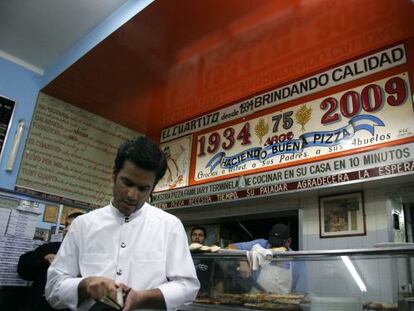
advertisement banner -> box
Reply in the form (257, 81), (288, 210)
(153, 143), (414, 209)
(154, 135), (192, 192)
(193, 72), (414, 182)
(161, 44), (406, 142)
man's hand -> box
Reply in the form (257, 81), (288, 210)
(120, 286), (166, 311)
(238, 261), (251, 278)
(44, 254), (56, 266)
(78, 276), (118, 305)
(122, 289), (140, 311)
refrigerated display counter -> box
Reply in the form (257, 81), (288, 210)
(179, 245), (414, 311)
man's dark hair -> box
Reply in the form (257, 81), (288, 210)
(67, 212), (84, 220)
(191, 226), (207, 237)
(114, 136), (167, 185)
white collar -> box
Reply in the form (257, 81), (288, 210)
(109, 200), (147, 222)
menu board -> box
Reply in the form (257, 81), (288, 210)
(16, 93), (143, 207)
(0, 95), (15, 161)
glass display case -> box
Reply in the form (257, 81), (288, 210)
(179, 246), (414, 311)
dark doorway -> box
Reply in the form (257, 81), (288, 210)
(219, 214), (299, 250)
(186, 210), (300, 250)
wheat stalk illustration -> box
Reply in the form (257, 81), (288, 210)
(295, 105), (312, 132)
(255, 118), (269, 144)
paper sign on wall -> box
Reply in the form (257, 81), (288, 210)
(16, 93), (143, 207)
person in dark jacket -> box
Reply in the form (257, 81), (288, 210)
(17, 212), (84, 311)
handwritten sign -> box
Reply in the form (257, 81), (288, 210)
(193, 73), (414, 183)
(16, 93), (142, 207)
(0, 96), (15, 161)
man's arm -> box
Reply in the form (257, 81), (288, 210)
(151, 218), (200, 310)
(123, 288), (165, 311)
(228, 239), (267, 250)
(227, 240), (252, 279)
(78, 276), (119, 305)
(45, 219), (84, 310)
(17, 244), (50, 281)
(227, 239), (269, 279)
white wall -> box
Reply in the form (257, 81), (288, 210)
(300, 187), (398, 303)
(301, 188), (389, 251)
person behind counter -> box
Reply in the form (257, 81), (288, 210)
(228, 223), (308, 294)
(190, 226), (209, 294)
(191, 226), (207, 245)
(190, 226), (223, 297)
(17, 212), (84, 311)
(45, 136), (200, 311)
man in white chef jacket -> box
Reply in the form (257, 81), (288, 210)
(45, 137), (200, 311)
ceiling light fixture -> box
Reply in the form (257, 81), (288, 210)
(5, 119), (25, 172)
(341, 255), (367, 292)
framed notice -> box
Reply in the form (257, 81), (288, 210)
(43, 205), (85, 224)
(0, 95), (16, 161)
(319, 192), (366, 238)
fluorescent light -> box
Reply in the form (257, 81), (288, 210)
(341, 255), (367, 292)
(5, 119), (25, 171)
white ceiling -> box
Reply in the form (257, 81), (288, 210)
(0, 0), (129, 74)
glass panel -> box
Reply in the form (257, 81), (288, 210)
(190, 249), (414, 310)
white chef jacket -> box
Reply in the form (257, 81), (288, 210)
(45, 202), (200, 310)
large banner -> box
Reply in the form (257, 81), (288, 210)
(161, 44), (406, 142)
(153, 143), (414, 209)
(193, 73), (414, 183)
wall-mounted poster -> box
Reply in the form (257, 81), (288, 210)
(161, 44), (406, 143)
(15, 93), (143, 207)
(193, 73), (414, 183)
(43, 205), (86, 224)
(0, 95), (15, 161)
(319, 192), (366, 238)
(154, 135), (192, 192)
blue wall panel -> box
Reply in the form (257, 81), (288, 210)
(0, 58), (41, 190)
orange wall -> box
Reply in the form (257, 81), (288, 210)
(43, 0), (414, 142)
(148, 0), (414, 140)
